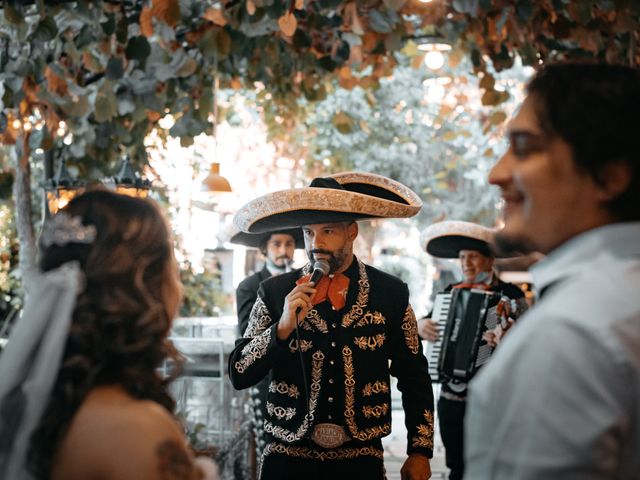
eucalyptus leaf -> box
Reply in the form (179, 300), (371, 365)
(0, 171), (15, 199)
(116, 16), (128, 44)
(452, 0), (479, 15)
(368, 10), (393, 34)
(127, 72), (157, 96)
(106, 57), (124, 80)
(384, 29), (403, 52)
(69, 138), (87, 158)
(176, 56), (197, 77)
(94, 122), (112, 149)
(117, 94), (136, 115)
(28, 128), (44, 149)
(126, 36), (151, 61)
(3, 3), (24, 25)
(59, 95), (90, 117)
(30, 17), (58, 43)
(180, 136), (194, 148)
(141, 92), (164, 112)
(383, 0), (407, 11)
(238, 17), (279, 37)
(515, 2), (533, 22)
(332, 111), (355, 134)
(127, 104), (145, 124)
(75, 24), (96, 49)
(330, 39), (350, 64)
(101, 14), (116, 35)
(319, 0), (343, 8)
(216, 29), (232, 59)
(293, 29), (312, 48)
(94, 82), (118, 123)
(153, 49), (189, 82)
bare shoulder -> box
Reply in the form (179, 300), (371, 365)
(52, 386), (201, 480)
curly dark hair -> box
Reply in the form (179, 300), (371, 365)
(28, 189), (183, 478)
(527, 63), (640, 221)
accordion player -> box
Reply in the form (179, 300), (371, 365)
(419, 219), (529, 480)
(427, 288), (520, 383)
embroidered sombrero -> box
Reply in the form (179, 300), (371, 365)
(421, 220), (501, 258)
(233, 172), (422, 234)
(219, 222), (304, 249)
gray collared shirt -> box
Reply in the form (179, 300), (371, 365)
(465, 222), (640, 480)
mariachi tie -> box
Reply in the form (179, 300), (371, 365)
(297, 272), (350, 311)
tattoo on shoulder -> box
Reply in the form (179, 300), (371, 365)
(156, 439), (196, 479)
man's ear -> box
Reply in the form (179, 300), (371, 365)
(347, 221), (358, 241)
(597, 161), (632, 201)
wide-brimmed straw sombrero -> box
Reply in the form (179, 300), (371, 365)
(421, 220), (501, 258)
(219, 222), (304, 249)
(233, 172), (422, 234)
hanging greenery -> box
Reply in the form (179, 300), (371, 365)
(436, 0), (639, 71)
(1, 0), (637, 171)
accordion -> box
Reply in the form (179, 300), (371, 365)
(426, 288), (503, 383)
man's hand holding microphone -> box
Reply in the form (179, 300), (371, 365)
(276, 260), (330, 340)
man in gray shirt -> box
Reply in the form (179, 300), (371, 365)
(465, 63), (640, 479)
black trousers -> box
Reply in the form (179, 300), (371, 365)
(437, 396), (466, 480)
(260, 442), (385, 480)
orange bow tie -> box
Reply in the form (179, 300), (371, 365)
(297, 272), (350, 311)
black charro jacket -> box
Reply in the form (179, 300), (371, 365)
(228, 257), (435, 457)
(236, 265), (272, 337)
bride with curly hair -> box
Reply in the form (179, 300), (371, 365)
(0, 190), (217, 480)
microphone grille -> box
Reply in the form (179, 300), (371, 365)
(313, 259), (330, 275)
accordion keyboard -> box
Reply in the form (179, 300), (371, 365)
(425, 292), (452, 383)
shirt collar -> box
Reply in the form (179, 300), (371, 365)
(530, 222), (640, 292)
(265, 261), (286, 276)
(338, 254), (359, 281)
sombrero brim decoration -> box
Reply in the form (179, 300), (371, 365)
(233, 172), (422, 234)
(219, 222), (305, 249)
(421, 220), (502, 258)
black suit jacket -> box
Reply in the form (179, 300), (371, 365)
(236, 266), (271, 337)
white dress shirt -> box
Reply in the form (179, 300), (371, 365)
(464, 222), (640, 480)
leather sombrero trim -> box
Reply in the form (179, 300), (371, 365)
(329, 172), (422, 207)
(220, 222), (304, 248)
(234, 187), (421, 233)
(420, 221), (494, 252)
(424, 235), (492, 258)
(418, 220), (519, 258)
(231, 230), (305, 248)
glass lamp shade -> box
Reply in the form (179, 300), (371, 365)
(201, 163), (232, 192)
(113, 157), (152, 198)
(46, 186), (84, 214)
(115, 185), (150, 198)
(44, 158), (85, 215)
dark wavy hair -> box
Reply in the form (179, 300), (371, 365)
(28, 190), (183, 478)
(527, 63), (640, 221)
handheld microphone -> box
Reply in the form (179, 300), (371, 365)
(294, 259), (330, 318)
(309, 259), (330, 285)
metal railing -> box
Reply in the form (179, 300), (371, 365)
(167, 317), (252, 480)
